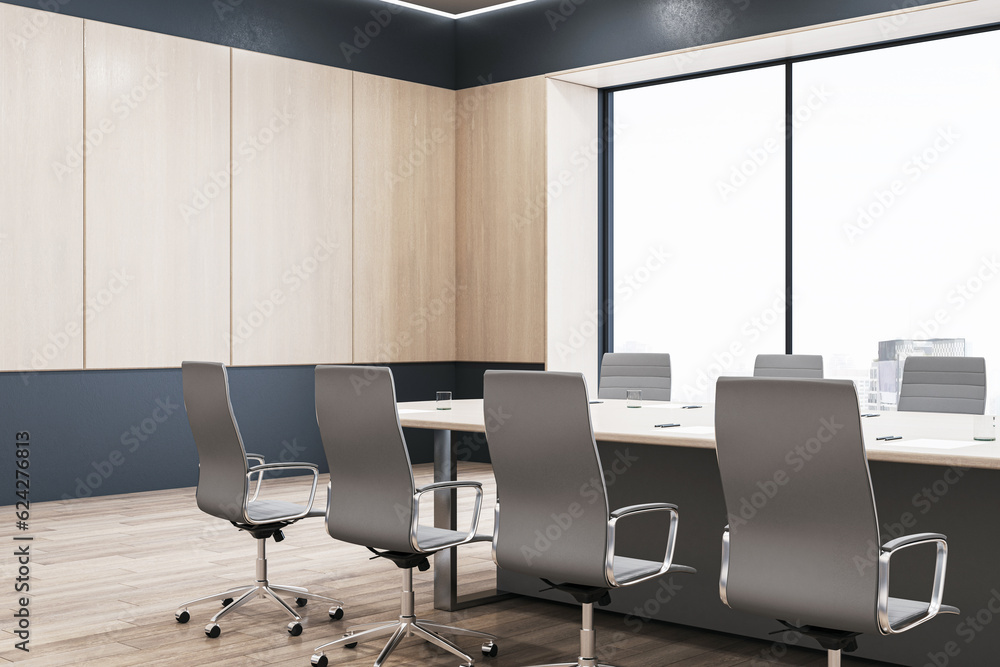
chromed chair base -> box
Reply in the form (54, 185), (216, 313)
(827, 649), (841, 667)
(313, 616), (497, 667)
(518, 602), (617, 667)
(312, 567), (497, 667)
(175, 537), (344, 636)
(181, 580), (343, 624)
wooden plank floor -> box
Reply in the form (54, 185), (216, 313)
(0, 463), (897, 666)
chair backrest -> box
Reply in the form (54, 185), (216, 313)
(182, 361), (249, 524)
(484, 370), (611, 589)
(314, 365), (417, 553)
(598, 352), (671, 401)
(897, 356), (986, 414)
(753, 354), (824, 379)
(714, 376), (881, 635)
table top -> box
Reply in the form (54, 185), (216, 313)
(398, 398), (1000, 471)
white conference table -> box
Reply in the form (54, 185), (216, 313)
(400, 397), (1000, 469)
(397, 397), (999, 612)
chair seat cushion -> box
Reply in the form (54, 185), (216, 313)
(612, 556), (662, 585)
(246, 499), (318, 522)
(887, 597), (960, 628)
(415, 525), (473, 551)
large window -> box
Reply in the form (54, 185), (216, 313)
(610, 29), (1000, 411)
(793, 31), (1000, 413)
(613, 66), (786, 403)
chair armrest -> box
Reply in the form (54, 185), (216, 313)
(411, 481), (484, 552)
(245, 454), (266, 501)
(248, 461), (319, 472)
(610, 502), (678, 520)
(720, 525), (731, 607)
(877, 532), (949, 635)
(882, 533), (947, 552)
(605, 502), (683, 588)
(416, 481), (484, 493)
(491, 499), (501, 566)
(241, 463), (319, 525)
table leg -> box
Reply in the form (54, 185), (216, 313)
(433, 428), (458, 609)
(432, 428), (512, 611)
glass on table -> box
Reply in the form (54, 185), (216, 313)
(973, 414), (995, 441)
(626, 389), (642, 408)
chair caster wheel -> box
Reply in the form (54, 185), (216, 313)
(296, 597), (308, 607)
(310, 652), (329, 667)
(222, 598), (233, 606)
(329, 606), (344, 621)
(287, 621), (303, 636)
(482, 640), (499, 657)
(205, 623), (221, 638)
(175, 609), (190, 624)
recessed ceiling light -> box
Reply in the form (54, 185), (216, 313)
(379, 0), (537, 20)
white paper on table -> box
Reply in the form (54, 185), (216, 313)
(659, 426), (714, 435)
(398, 408), (433, 414)
(885, 438), (980, 450)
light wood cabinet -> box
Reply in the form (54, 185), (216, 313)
(84, 22), (230, 368)
(3, 14), (557, 371)
(456, 76), (548, 363)
(0, 5), (84, 371)
(352, 73), (457, 363)
(231, 50), (353, 366)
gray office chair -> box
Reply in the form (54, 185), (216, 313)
(312, 365), (498, 667)
(598, 352), (671, 401)
(174, 361), (343, 638)
(753, 353), (823, 378)
(484, 370), (695, 667)
(897, 356), (986, 414)
(715, 377), (958, 667)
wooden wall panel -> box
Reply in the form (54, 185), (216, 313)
(84, 22), (230, 369)
(0, 6), (84, 371)
(456, 76), (547, 363)
(352, 73), (456, 364)
(231, 50), (353, 366)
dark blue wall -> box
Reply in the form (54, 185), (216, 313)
(1, 362), (541, 503)
(454, 0), (949, 88)
(2, 0), (953, 90)
(0, 0), (456, 88)
(4, 368), (198, 502)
